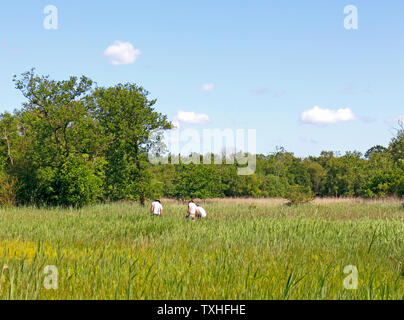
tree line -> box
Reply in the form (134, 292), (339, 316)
(0, 70), (403, 207)
(149, 143), (403, 202)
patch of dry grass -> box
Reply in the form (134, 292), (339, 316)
(162, 197), (403, 206)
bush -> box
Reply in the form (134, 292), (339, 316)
(286, 185), (314, 205)
(35, 156), (103, 208)
(55, 157), (103, 207)
(261, 175), (289, 198)
(0, 176), (16, 207)
(395, 175), (404, 197)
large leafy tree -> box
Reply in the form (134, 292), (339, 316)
(11, 70), (103, 206)
(90, 83), (172, 205)
(365, 145), (387, 159)
(13, 69), (98, 166)
(389, 123), (404, 163)
(303, 160), (326, 195)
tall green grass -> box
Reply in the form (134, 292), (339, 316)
(0, 201), (403, 300)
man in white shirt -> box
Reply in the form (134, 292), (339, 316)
(196, 205), (207, 219)
(150, 200), (163, 216)
(187, 199), (198, 221)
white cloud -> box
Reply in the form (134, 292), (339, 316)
(301, 106), (357, 125)
(104, 41), (141, 66)
(175, 110), (210, 125)
(201, 83), (215, 91)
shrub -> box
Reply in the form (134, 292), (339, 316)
(0, 176), (16, 207)
(395, 175), (404, 198)
(54, 157), (103, 207)
(286, 185), (314, 205)
(261, 174), (289, 198)
(35, 156), (103, 208)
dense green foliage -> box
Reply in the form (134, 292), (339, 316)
(149, 141), (404, 200)
(0, 70), (403, 206)
(0, 70), (171, 207)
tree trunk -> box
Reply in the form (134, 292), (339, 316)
(134, 142), (145, 206)
(3, 128), (14, 166)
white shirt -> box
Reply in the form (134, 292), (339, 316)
(197, 206), (207, 218)
(188, 202), (197, 215)
(152, 201), (163, 215)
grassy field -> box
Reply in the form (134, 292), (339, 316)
(0, 199), (403, 300)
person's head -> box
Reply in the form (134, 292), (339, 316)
(189, 198), (195, 203)
(154, 200), (161, 203)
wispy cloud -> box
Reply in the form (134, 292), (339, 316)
(251, 87), (268, 95)
(175, 110), (210, 125)
(273, 90), (286, 97)
(387, 115), (404, 123)
(360, 116), (377, 123)
(104, 41), (141, 66)
(201, 83), (215, 91)
(251, 88), (286, 97)
(301, 106), (357, 125)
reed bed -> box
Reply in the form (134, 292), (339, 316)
(0, 200), (403, 300)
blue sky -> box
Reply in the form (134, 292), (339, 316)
(0, 0), (403, 157)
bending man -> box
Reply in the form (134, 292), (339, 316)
(150, 200), (163, 216)
(187, 199), (198, 221)
(196, 204), (207, 219)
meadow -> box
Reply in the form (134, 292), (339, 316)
(0, 198), (403, 300)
